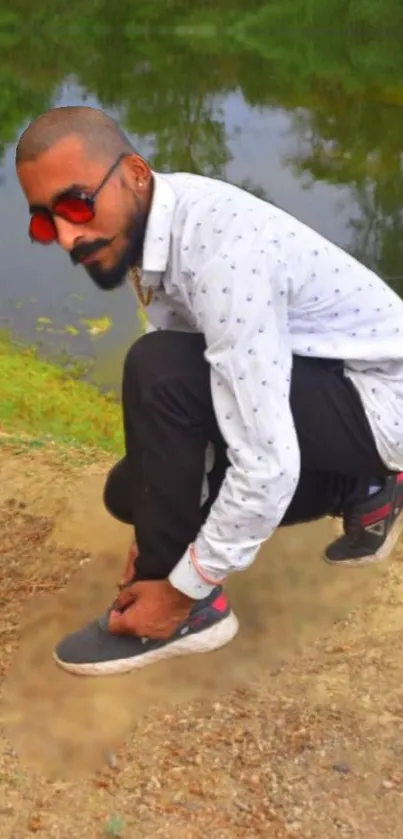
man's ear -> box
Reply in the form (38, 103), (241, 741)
(122, 154), (151, 190)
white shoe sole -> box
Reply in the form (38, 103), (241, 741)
(323, 511), (403, 568)
(53, 611), (239, 677)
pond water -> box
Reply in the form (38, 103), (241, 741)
(1, 5), (403, 390)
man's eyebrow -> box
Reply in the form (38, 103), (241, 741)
(29, 183), (92, 212)
(54, 183), (92, 200)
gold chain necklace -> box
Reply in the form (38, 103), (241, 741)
(130, 266), (154, 308)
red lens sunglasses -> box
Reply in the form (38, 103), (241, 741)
(28, 153), (127, 245)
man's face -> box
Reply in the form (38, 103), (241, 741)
(16, 136), (152, 290)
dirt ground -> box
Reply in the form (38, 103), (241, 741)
(1, 440), (403, 838)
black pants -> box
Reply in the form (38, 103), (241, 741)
(104, 331), (388, 581)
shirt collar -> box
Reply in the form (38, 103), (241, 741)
(141, 171), (176, 274)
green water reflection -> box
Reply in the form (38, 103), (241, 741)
(1, 2), (403, 386)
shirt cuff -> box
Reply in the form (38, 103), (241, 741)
(168, 547), (223, 600)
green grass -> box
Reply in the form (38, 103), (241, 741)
(0, 332), (123, 454)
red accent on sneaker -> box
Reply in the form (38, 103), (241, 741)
(212, 593), (228, 613)
(361, 502), (392, 527)
(397, 473), (403, 484)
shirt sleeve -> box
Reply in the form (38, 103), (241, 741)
(168, 251), (301, 599)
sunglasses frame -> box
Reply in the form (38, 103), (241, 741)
(29, 152), (129, 244)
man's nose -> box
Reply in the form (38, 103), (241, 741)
(53, 217), (83, 252)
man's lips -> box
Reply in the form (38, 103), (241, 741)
(80, 252), (99, 265)
(73, 242), (111, 265)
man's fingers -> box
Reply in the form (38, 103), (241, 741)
(108, 608), (137, 635)
(113, 586), (137, 610)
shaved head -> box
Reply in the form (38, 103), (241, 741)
(16, 106), (153, 292)
(16, 106), (135, 166)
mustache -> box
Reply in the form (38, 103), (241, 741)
(70, 238), (112, 265)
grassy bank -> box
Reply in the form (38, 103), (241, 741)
(0, 332), (123, 453)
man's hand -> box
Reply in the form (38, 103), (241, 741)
(108, 579), (194, 639)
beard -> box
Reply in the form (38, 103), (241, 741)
(70, 204), (149, 291)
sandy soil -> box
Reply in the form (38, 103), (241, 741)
(0, 439), (403, 838)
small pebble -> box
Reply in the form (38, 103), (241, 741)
(332, 762), (350, 774)
(382, 779), (394, 790)
(235, 800), (249, 812)
(106, 750), (118, 769)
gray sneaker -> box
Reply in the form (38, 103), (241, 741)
(53, 587), (239, 676)
(324, 473), (403, 567)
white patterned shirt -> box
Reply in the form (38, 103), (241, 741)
(130, 171), (403, 599)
